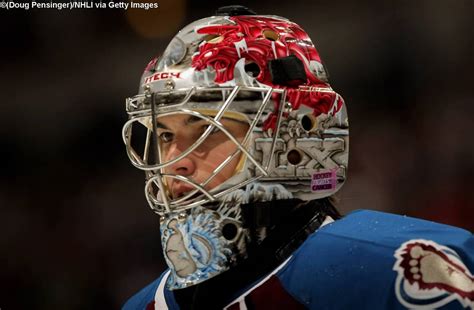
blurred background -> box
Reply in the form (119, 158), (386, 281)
(1, 0), (473, 308)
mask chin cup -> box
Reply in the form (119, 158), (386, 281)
(160, 206), (246, 290)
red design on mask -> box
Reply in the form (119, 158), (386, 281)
(191, 16), (343, 128)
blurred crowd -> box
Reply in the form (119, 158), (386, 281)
(1, 0), (473, 308)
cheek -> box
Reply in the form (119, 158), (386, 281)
(205, 139), (238, 161)
(200, 141), (241, 182)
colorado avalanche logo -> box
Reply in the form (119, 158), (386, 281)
(393, 239), (474, 309)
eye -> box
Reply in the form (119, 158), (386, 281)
(202, 125), (220, 135)
(159, 131), (174, 143)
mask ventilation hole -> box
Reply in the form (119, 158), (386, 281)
(301, 114), (316, 131)
(245, 62), (261, 77)
(287, 149), (303, 165)
(263, 29), (279, 41)
(222, 222), (238, 240)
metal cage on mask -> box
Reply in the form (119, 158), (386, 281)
(122, 85), (290, 215)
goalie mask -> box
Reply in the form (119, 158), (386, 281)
(123, 6), (349, 290)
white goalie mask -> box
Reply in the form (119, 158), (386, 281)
(123, 11), (349, 289)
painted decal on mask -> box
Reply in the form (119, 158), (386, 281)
(160, 207), (234, 289)
(144, 57), (158, 72)
(311, 169), (337, 192)
(144, 72), (181, 84)
(191, 15), (343, 124)
(393, 239), (474, 309)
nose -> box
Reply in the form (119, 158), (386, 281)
(164, 144), (196, 177)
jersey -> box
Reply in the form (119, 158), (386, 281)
(123, 210), (474, 309)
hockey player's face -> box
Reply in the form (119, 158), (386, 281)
(156, 114), (248, 199)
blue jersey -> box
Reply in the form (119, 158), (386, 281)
(123, 210), (474, 309)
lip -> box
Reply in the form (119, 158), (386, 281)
(170, 181), (195, 199)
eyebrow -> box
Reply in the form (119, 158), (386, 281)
(154, 115), (204, 129)
(186, 115), (204, 125)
